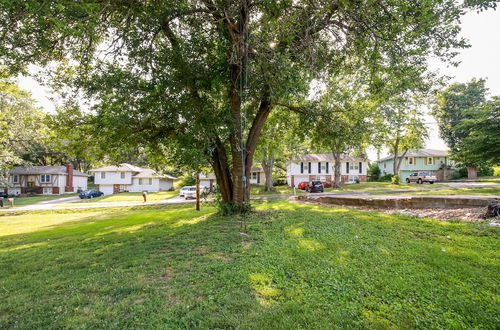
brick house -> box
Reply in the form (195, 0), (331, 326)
(3, 164), (89, 195)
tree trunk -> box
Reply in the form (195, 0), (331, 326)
(333, 152), (342, 188)
(467, 166), (477, 180)
(262, 157), (274, 191)
(395, 149), (408, 175)
(392, 136), (399, 175)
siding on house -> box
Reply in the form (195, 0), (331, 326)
(377, 149), (455, 181)
(286, 154), (368, 188)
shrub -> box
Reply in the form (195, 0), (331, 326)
(213, 186), (251, 215)
(378, 174), (393, 182)
(176, 173), (195, 188)
(494, 167), (500, 177)
(391, 175), (400, 185)
(367, 163), (381, 181)
(355, 177), (360, 184)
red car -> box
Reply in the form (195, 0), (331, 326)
(297, 181), (308, 190)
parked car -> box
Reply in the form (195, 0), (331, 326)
(306, 181), (324, 193)
(297, 181), (308, 190)
(406, 172), (437, 184)
(180, 186), (197, 199)
(79, 190), (104, 199)
(0, 192), (8, 199)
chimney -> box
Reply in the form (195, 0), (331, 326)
(65, 164), (74, 192)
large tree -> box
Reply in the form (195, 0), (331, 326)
(0, 0), (490, 212)
(433, 79), (489, 178)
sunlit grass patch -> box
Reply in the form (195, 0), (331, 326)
(0, 200), (498, 328)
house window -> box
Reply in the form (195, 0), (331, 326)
(406, 157), (416, 166)
(139, 178), (152, 185)
(43, 187), (52, 195)
(251, 172), (258, 180)
(359, 162), (362, 174)
(384, 162), (386, 169)
(40, 174), (51, 183)
(427, 157), (434, 165)
(12, 175), (19, 183)
(101, 172), (106, 179)
(346, 162), (350, 174)
(318, 162), (321, 174)
(325, 162), (329, 174)
(300, 162), (304, 174)
(308, 162), (311, 174)
(120, 172), (125, 179)
(350, 164), (354, 170)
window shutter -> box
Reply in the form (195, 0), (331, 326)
(326, 162), (329, 173)
(301, 162), (303, 174)
(346, 162), (349, 174)
(318, 162), (321, 174)
(308, 162), (311, 174)
(359, 162), (362, 174)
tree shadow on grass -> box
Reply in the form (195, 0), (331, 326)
(0, 201), (498, 328)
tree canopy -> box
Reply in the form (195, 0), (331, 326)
(0, 0), (491, 211)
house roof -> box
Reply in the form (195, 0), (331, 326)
(89, 163), (143, 172)
(378, 149), (448, 162)
(9, 166), (89, 177)
(289, 153), (366, 163)
(133, 169), (176, 180)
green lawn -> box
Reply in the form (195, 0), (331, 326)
(0, 201), (498, 328)
(372, 186), (500, 196)
(324, 181), (446, 193)
(1, 194), (78, 209)
(73, 190), (178, 204)
(250, 185), (304, 197)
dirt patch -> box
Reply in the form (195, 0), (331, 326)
(198, 246), (208, 256)
(295, 199), (499, 224)
(242, 241), (254, 249)
(212, 251), (234, 262)
(160, 268), (174, 281)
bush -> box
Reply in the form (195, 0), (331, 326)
(355, 177), (360, 184)
(367, 163), (381, 181)
(176, 173), (195, 188)
(213, 186), (251, 215)
(391, 175), (400, 185)
(378, 174), (393, 182)
(494, 167), (500, 177)
(457, 165), (494, 178)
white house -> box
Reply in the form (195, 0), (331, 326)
(2, 164), (88, 195)
(286, 154), (368, 188)
(90, 163), (176, 195)
(199, 167), (265, 190)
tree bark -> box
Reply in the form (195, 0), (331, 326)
(262, 156), (274, 191)
(467, 166), (477, 180)
(333, 152), (342, 188)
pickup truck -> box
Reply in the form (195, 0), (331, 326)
(406, 172), (437, 184)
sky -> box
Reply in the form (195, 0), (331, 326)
(16, 8), (500, 162)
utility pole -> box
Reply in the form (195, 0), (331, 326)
(196, 172), (200, 211)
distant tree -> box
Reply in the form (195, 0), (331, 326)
(433, 79), (488, 178)
(381, 97), (428, 178)
(312, 79), (374, 188)
(0, 77), (48, 185)
(451, 96), (500, 166)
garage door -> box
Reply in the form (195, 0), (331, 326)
(99, 185), (114, 195)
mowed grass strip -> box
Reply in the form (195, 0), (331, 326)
(0, 201), (498, 328)
(73, 190), (178, 204)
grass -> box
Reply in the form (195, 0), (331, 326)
(0, 201), (498, 328)
(324, 181), (447, 193)
(250, 185), (304, 197)
(372, 186), (500, 196)
(1, 194), (78, 209)
(73, 190), (178, 204)
(478, 176), (500, 183)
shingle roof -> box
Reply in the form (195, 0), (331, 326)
(378, 149), (448, 162)
(290, 153), (366, 162)
(133, 169), (176, 180)
(9, 166), (89, 176)
(89, 163), (144, 172)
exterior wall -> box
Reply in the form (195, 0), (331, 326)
(249, 171), (264, 185)
(378, 156), (452, 181)
(128, 178), (160, 193)
(159, 179), (174, 191)
(287, 161), (368, 187)
(93, 171), (133, 185)
(73, 176), (88, 192)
